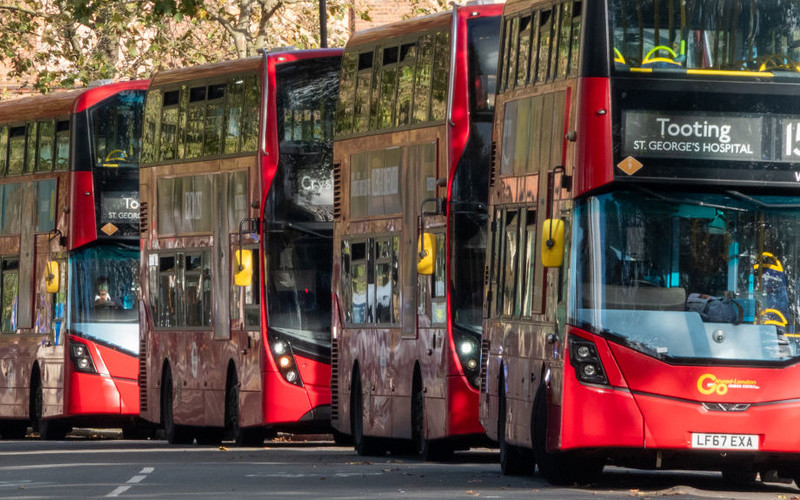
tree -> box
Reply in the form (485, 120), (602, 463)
(0, 0), (357, 92)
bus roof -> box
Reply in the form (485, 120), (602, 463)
(502, 0), (542, 16)
(0, 81), (149, 125)
(150, 56), (262, 88)
(0, 88), (85, 124)
(150, 49), (343, 89)
(346, 10), (453, 48)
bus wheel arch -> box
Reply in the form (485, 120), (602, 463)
(498, 364), (533, 475)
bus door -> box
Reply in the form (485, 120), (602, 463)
(416, 228), (447, 417)
(222, 169), (262, 427)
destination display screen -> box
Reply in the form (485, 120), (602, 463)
(622, 110), (800, 163)
(101, 191), (140, 224)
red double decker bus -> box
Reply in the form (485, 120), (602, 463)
(481, 0), (800, 485)
(138, 49), (341, 445)
(0, 81), (148, 439)
(330, 3), (502, 458)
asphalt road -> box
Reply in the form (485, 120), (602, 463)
(0, 433), (798, 499)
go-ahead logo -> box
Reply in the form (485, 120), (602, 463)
(697, 374), (760, 395)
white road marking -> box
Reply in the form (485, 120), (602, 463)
(106, 485), (131, 497)
(105, 466), (154, 497)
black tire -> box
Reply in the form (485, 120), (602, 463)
(411, 374), (453, 462)
(31, 373), (68, 440)
(498, 384), (533, 476)
(0, 420), (28, 439)
(122, 421), (151, 440)
(532, 385), (603, 485)
(225, 370), (265, 447)
(332, 429), (353, 446)
(196, 427), (224, 445)
(162, 368), (193, 445)
(351, 372), (384, 456)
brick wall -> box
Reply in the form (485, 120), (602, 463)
(351, 0), (446, 33)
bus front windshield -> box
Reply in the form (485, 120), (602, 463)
(264, 57), (338, 349)
(91, 90), (144, 168)
(71, 245), (139, 354)
(449, 15), (501, 336)
(571, 190), (800, 364)
(611, 0), (800, 74)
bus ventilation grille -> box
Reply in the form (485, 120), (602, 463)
(333, 162), (342, 221)
(489, 141), (497, 188)
(139, 201), (148, 235)
(138, 336), (148, 412)
(330, 338), (339, 423)
(479, 338), (490, 394)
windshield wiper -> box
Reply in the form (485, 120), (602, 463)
(633, 185), (747, 212)
(726, 191), (800, 209)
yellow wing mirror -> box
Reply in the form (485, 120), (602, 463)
(417, 233), (436, 276)
(45, 260), (60, 294)
(541, 219), (565, 268)
(234, 249), (253, 286)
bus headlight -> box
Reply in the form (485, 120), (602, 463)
(273, 341), (287, 355)
(452, 328), (480, 389)
(568, 334), (608, 386)
(269, 338), (303, 387)
(459, 340), (476, 356)
(69, 341), (97, 374)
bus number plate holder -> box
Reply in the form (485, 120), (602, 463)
(690, 433), (759, 450)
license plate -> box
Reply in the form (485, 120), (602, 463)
(691, 433), (759, 450)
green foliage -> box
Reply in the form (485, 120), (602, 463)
(0, 0), (356, 93)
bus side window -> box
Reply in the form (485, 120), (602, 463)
(341, 240), (352, 323)
(25, 122), (37, 175)
(351, 241), (368, 324)
(184, 252), (207, 327)
(8, 126), (25, 176)
(159, 89), (180, 162)
(413, 35), (434, 125)
(0, 125), (7, 176)
(431, 233), (446, 324)
(502, 210), (521, 317)
(430, 31), (450, 122)
(1, 257), (19, 333)
(522, 208), (538, 316)
(36, 120), (54, 173)
(157, 255), (177, 328)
